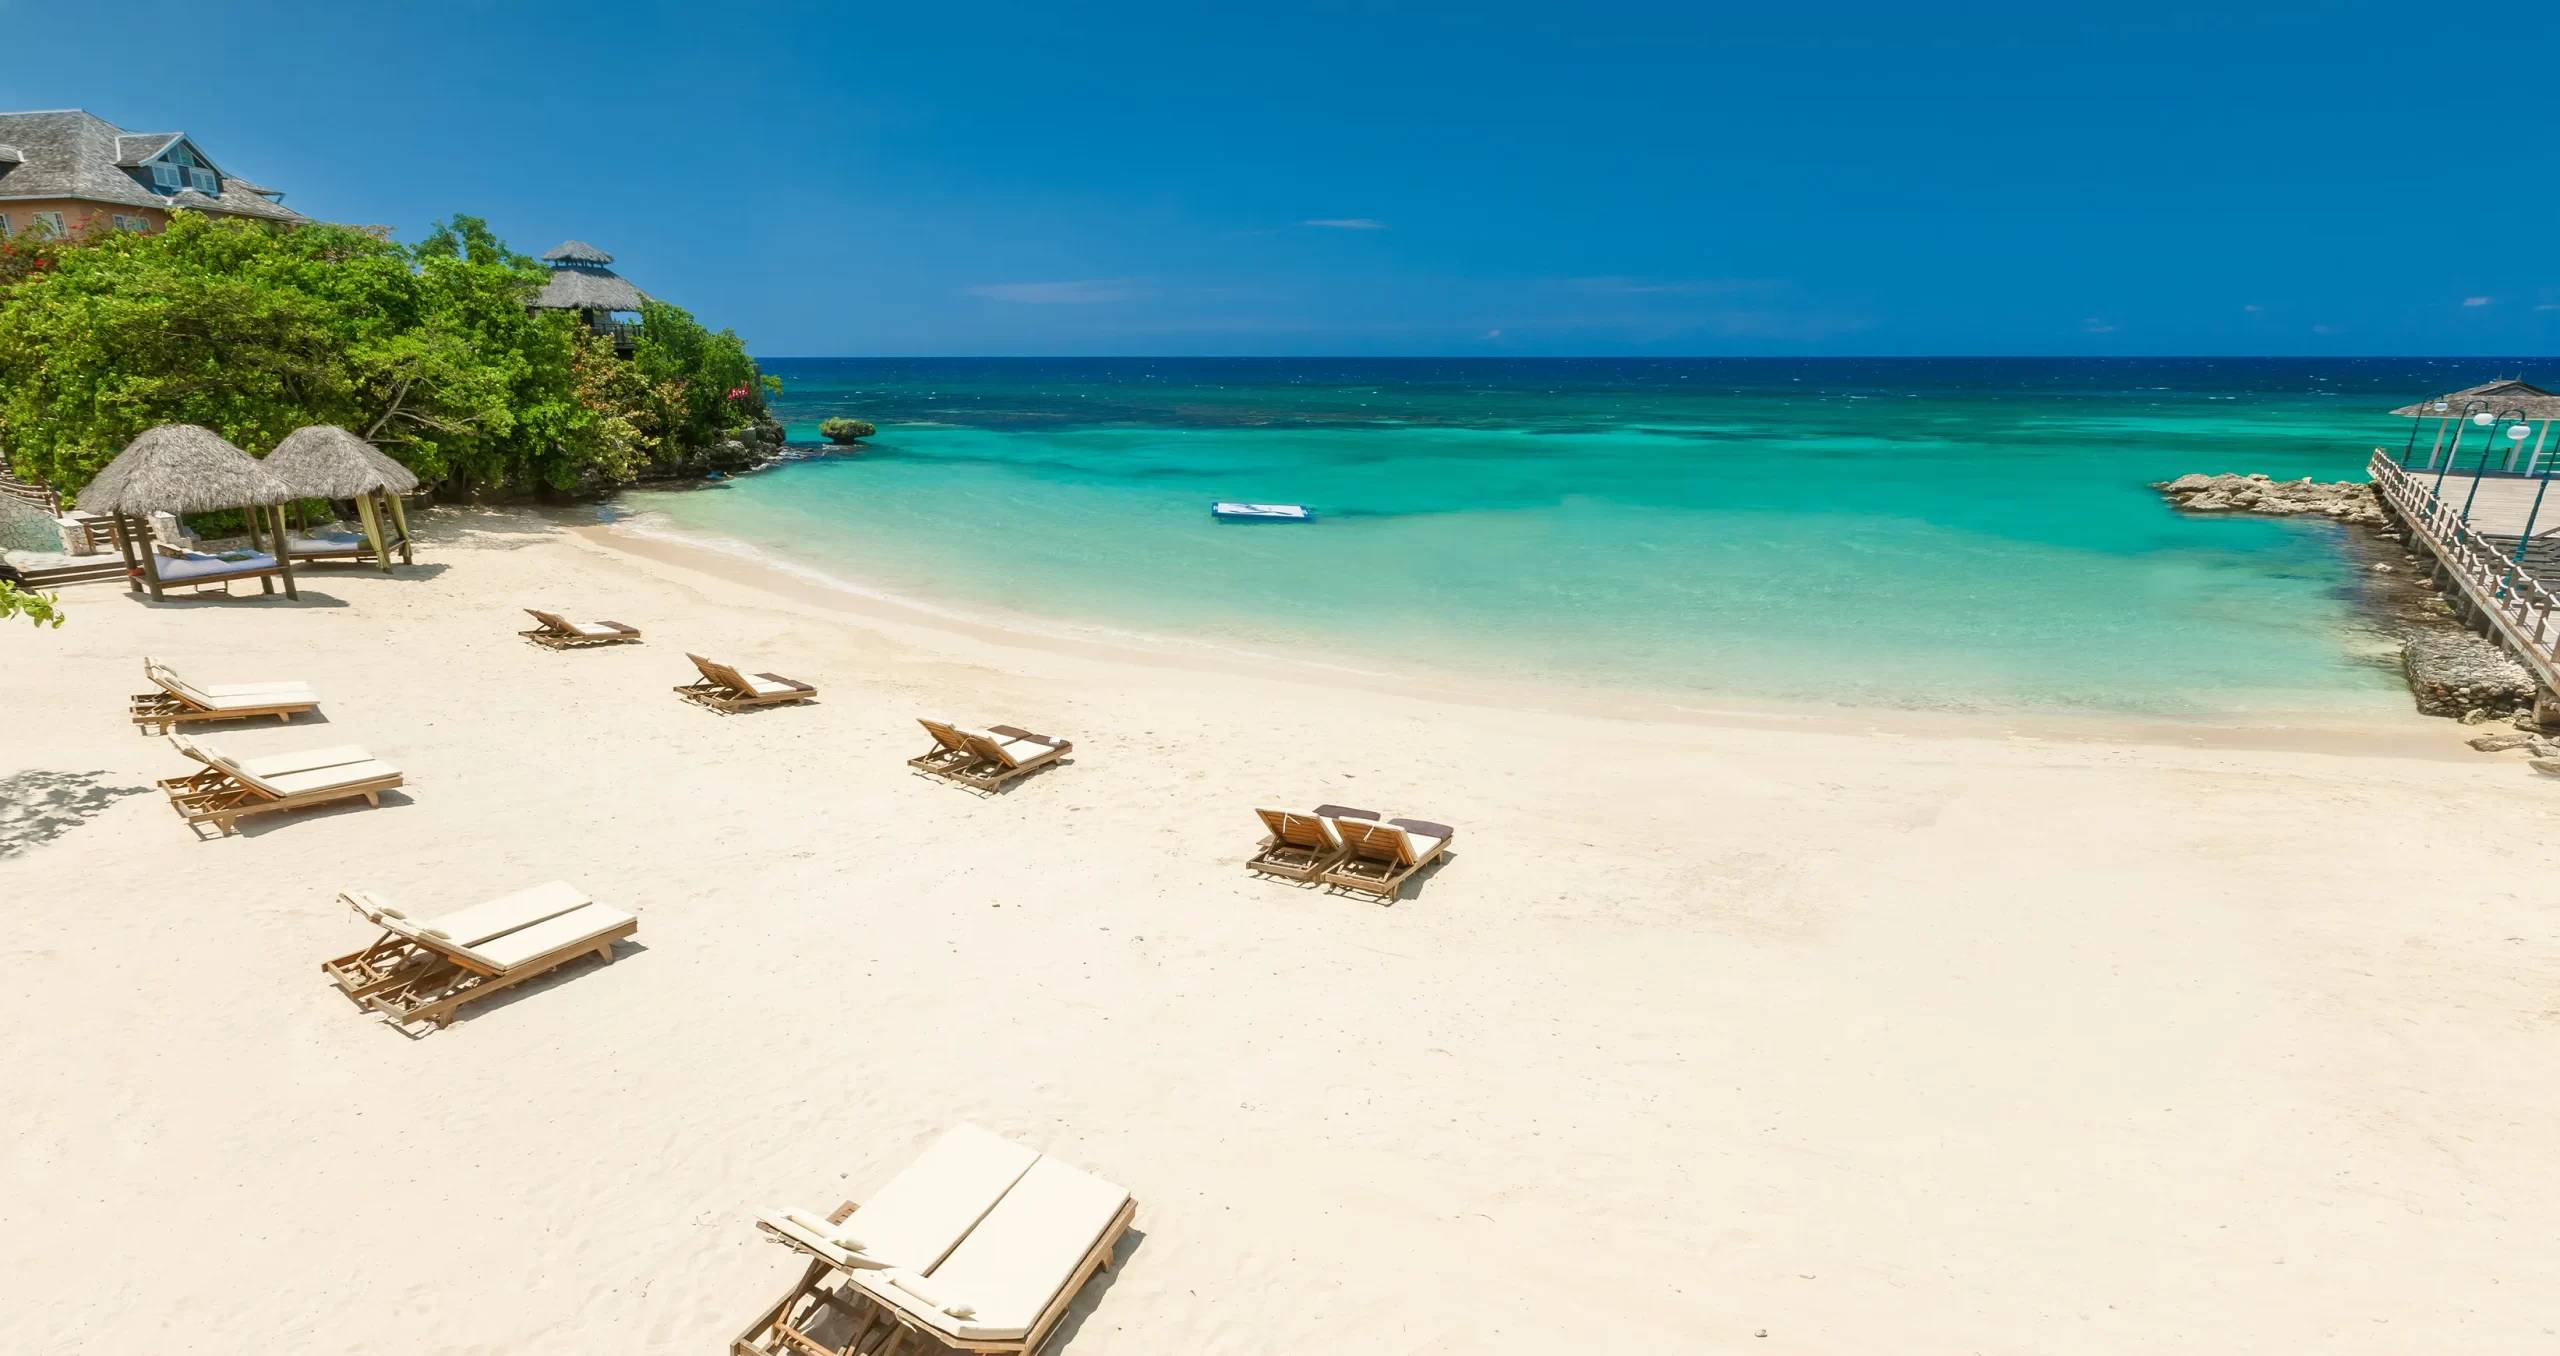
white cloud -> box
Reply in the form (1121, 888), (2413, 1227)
(2463, 296), (2492, 306)
(2082, 318), (2118, 334)
(2242, 303), (2263, 312)
(1564, 276), (1785, 296)
(963, 279), (1145, 304)
(2312, 324), (2344, 335)
(1303, 218), (1387, 230)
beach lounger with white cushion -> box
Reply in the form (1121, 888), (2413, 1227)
(1319, 816), (1456, 901)
(520, 608), (643, 649)
(907, 719), (981, 776)
(754, 1125), (1040, 1275)
(734, 1130), (1134, 1356)
(129, 656), (319, 731)
(157, 732), (402, 837)
(1246, 803), (1378, 881)
(322, 881), (637, 1030)
(677, 653), (817, 711)
(941, 726), (1071, 791)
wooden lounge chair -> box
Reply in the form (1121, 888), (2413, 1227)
(322, 881), (637, 1030)
(1246, 803), (1378, 881)
(1319, 816), (1457, 900)
(157, 732), (402, 837)
(941, 725), (1071, 791)
(676, 653), (817, 711)
(129, 655), (319, 732)
(520, 608), (643, 649)
(735, 1131), (1134, 1356)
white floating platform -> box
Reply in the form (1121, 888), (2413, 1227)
(1212, 502), (1313, 521)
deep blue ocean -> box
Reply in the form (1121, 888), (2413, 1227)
(613, 358), (2551, 714)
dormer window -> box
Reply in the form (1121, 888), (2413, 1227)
(190, 167), (217, 194)
(152, 163), (182, 190)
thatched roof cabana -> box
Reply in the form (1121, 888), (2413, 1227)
(2390, 379), (2560, 421)
(259, 425), (419, 573)
(78, 424), (302, 601)
(80, 423), (294, 515)
(542, 240), (615, 265)
(263, 425), (420, 498)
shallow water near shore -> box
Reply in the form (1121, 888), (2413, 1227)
(616, 358), (2515, 715)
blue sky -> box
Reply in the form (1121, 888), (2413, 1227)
(5, 1), (2555, 356)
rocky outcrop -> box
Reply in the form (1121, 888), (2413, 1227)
(2153, 473), (2388, 525)
(2401, 630), (2536, 719)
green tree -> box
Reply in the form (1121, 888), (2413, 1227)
(0, 579), (65, 628)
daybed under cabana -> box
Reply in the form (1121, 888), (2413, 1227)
(78, 424), (303, 601)
(260, 425), (420, 572)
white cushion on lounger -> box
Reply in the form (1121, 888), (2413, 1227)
(820, 1125), (1041, 1274)
(448, 901), (633, 970)
(742, 675), (803, 696)
(569, 620), (626, 637)
(236, 745), (374, 778)
(188, 688), (317, 711)
(251, 759), (399, 798)
(856, 1154), (1129, 1341)
(419, 882), (591, 947)
(1398, 830), (1447, 859)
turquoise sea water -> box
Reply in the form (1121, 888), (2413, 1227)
(616, 359), (2524, 715)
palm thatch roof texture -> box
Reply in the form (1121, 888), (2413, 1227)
(2391, 379), (2560, 420)
(262, 425), (421, 497)
(533, 267), (650, 313)
(78, 424), (295, 514)
(542, 239), (614, 265)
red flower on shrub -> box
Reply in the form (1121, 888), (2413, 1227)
(726, 386), (750, 400)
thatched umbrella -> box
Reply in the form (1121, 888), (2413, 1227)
(262, 425), (421, 573)
(79, 424), (302, 600)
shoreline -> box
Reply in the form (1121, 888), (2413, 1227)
(578, 506), (2464, 761)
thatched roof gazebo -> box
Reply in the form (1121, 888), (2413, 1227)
(80, 423), (302, 600)
(532, 240), (650, 352)
(262, 425), (420, 572)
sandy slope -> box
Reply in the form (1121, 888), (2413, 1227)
(2, 507), (2554, 1355)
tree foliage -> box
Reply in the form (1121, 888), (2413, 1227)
(0, 212), (771, 500)
(0, 578), (64, 628)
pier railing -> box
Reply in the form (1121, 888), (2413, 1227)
(2370, 448), (2560, 692)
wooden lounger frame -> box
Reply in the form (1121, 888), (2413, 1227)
(677, 653), (818, 712)
(732, 1196), (1136, 1356)
(157, 764), (402, 838)
(321, 904), (637, 1031)
(1320, 818), (1457, 901)
(520, 608), (644, 649)
(940, 726), (1071, 791)
(1245, 803), (1377, 882)
(128, 671), (316, 733)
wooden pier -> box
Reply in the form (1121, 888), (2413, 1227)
(2369, 448), (2560, 717)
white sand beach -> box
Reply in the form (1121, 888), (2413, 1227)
(4, 507), (2556, 1354)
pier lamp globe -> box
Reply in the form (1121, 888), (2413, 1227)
(2473, 411), (2495, 426)
(2510, 424), (2533, 442)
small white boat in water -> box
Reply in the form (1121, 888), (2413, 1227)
(1212, 501), (1313, 522)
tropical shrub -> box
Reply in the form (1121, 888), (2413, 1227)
(819, 418), (876, 444)
(0, 212), (774, 499)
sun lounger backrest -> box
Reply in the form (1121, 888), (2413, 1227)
(919, 719), (973, 752)
(166, 731), (227, 770)
(1335, 818), (1417, 865)
(1256, 807), (1335, 850)
(687, 653), (756, 694)
(905, 1154), (1131, 1340)
(526, 608), (572, 633)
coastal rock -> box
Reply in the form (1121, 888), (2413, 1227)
(2401, 631), (2535, 718)
(2151, 472), (2388, 526)
(2468, 731), (2537, 752)
(2530, 759), (2560, 777)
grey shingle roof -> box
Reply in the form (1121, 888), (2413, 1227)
(113, 132), (182, 167)
(533, 266), (650, 312)
(542, 239), (614, 264)
(0, 109), (305, 223)
(0, 145), (21, 166)
(2391, 380), (2560, 421)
